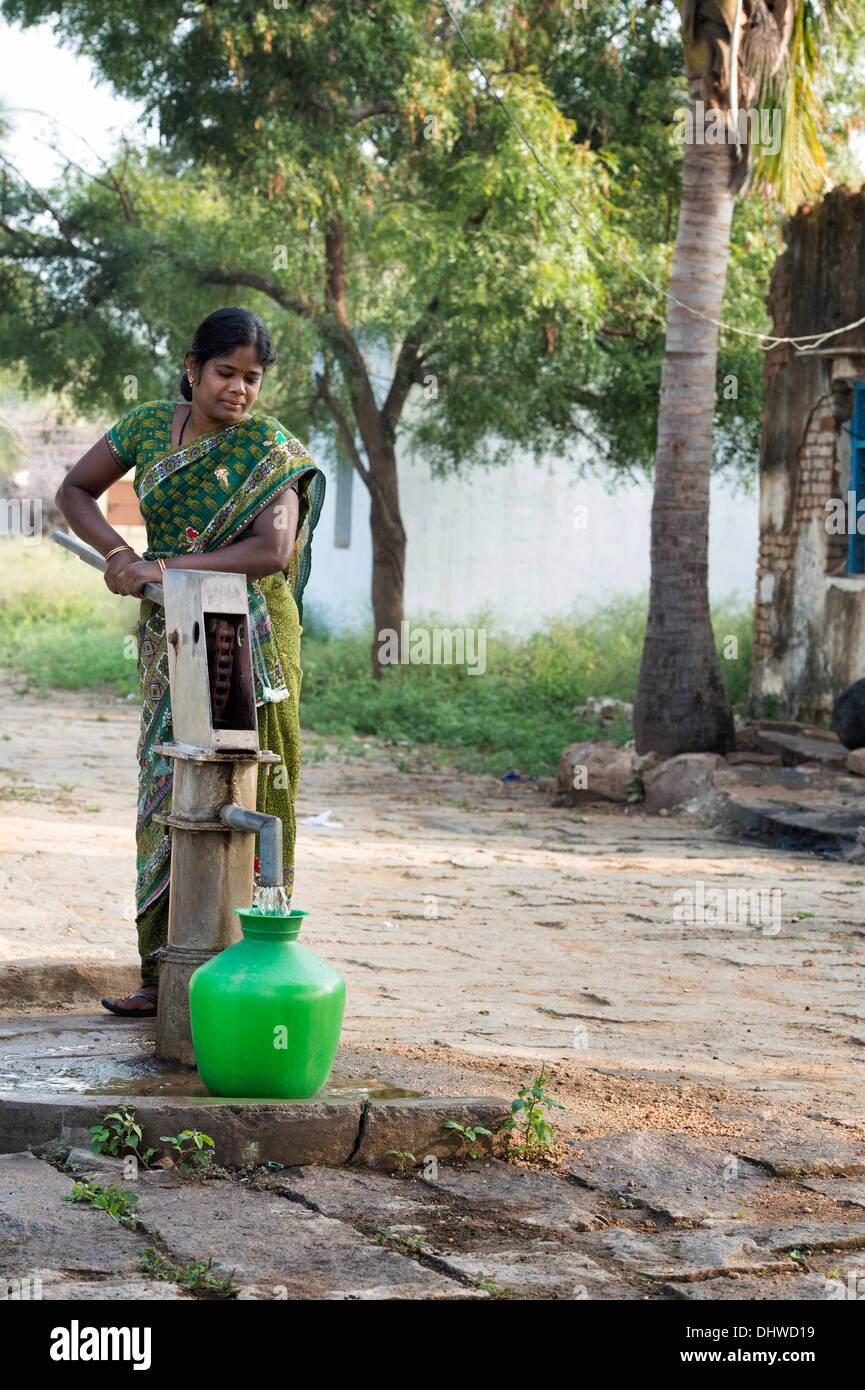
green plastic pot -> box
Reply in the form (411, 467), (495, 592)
(189, 907), (346, 1099)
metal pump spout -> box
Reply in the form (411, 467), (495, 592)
(220, 805), (283, 887)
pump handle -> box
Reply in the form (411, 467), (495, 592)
(51, 530), (164, 605)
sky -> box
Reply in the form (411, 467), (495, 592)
(1, 18), (151, 187)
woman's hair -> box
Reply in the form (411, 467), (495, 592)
(180, 306), (277, 401)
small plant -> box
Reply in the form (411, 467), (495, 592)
(90, 1107), (157, 1168)
(502, 1062), (566, 1158)
(466, 1271), (512, 1298)
(442, 1121), (493, 1160)
(63, 1182), (142, 1228)
(159, 1130), (216, 1172)
(40, 1139), (72, 1172)
(789, 1248), (808, 1266)
(139, 1248), (237, 1297)
(374, 1230), (427, 1261)
(385, 1149), (417, 1173)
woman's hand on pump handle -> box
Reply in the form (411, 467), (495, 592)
(104, 550), (161, 598)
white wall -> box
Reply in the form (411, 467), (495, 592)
(304, 433), (759, 634)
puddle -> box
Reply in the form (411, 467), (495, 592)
(0, 1055), (420, 1102)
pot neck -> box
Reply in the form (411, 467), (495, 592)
(234, 907), (308, 941)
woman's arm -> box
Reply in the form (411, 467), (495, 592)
(55, 437), (145, 594)
(111, 486), (301, 597)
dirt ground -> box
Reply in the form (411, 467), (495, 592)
(1, 678), (863, 1147)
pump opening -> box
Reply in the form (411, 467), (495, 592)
(203, 611), (256, 731)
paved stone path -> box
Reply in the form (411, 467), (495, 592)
(3, 1148), (865, 1301)
(2, 683), (865, 1299)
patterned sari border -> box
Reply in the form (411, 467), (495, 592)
(136, 425), (242, 503)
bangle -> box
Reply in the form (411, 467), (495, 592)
(104, 544), (134, 563)
(156, 558), (166, 573)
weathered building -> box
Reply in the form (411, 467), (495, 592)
(751, 186), (865, 721)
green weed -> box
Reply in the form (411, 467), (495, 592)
(502, 1062), (566, 1158)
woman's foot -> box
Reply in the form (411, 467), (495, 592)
(101, 983), (158, 1018)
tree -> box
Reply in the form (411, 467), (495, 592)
(0, 0), (608, 671)
(633, 0), (864, 755)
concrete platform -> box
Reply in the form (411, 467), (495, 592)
(0, 1012), (508, 1168)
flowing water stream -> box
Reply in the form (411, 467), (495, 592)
(252, 884), (290, 915)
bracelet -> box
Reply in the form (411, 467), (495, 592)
(103, 544), (134, 563)
(156, 558), (166, 573)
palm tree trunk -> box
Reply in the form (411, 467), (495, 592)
(633, 127), (739, 756)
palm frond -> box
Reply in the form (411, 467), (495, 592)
(751, 0), (865, 210)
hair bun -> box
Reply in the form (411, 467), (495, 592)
(179, 371), (193, 402)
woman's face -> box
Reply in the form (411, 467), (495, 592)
(187, 344), (265, 423)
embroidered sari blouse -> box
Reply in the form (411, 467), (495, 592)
(103, 399), (324, 625)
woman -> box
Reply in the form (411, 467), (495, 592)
(56, 306), (325, 1016)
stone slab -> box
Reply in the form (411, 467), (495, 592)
(754, 730), (848, 769)
(0, 1095), (365, 1168)
(0, 959), (139, 1008)
(727, 1108), (865, 1177)
(421, 1159), (604, 1234)
(132, 1177), (472, 1300)
(661, 1274), (844, 1301)
(575, 1226), (798, 1281)
(802, 1178), (865, 1208)
(569, 1132), (771, 1220)
(729, 1220), (865, 1254)
(3, 1271), (190, 1301)
(352, 1098), (508, 1169)
(270, 1166), (441, 1226)
(433, 1239), (634, 1299)
(0, 1152), (149, 1278)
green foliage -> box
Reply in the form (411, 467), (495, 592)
(384, 1149), (417, 1173)
(502, 1062), (565, 1157)
(0, 541), (138, 696)
(159, 1130), (216, 1173)
(0, 1), (610, 472)
(88, 1106), (215, 1175)
(442, 1120), (493, 1160)
(90, 1107), (157, 1169)
(2, 0), (864, 489)
(374, 1229), (427, 1260)
(139, 1248), (237, 1297)
(466, 1270), (513, 1297)
(40, 1139), (72, 1172)
(63, 1182), (141, 1226)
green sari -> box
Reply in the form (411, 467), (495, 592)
(105, 400), (325, 981)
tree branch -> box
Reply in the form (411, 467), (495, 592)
(315, 371), (372, 489)
(350, 100), (397, 124)
(197, 266), (313, 318)
(382, 294), (440, 438)
(0, 217), (88, 260)
(0, 153), (80, 246)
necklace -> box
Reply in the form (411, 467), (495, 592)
(178, 407), (192, 446)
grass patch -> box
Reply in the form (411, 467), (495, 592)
(0, 540), (753, 775)
(0, 539), (138, 696)
(298, 594), (752, 775)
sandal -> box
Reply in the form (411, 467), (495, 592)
(102, 985), (159, 1018)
